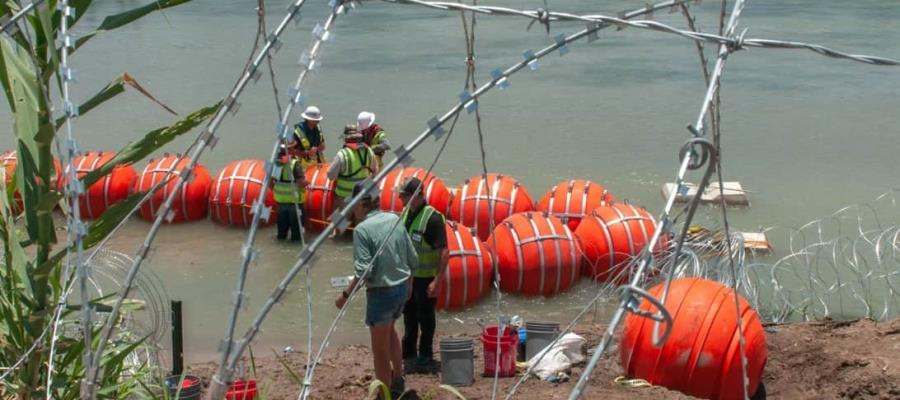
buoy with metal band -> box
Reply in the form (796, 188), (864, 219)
(436, 221), (494, 310)
(133, 154), (211, 223)
(536, 179), (615, 231)
(575, 203), (661, 282)
(58, 151), (136, 219)
(449, 173), (534, 241)
(620, 277), (768, 400)
(377, 167), (451, 215)
(209, 159), (275, 227)
(2, 150), (63, 214)
(486, 211), (582, 296)
(303, 163), (335, 232)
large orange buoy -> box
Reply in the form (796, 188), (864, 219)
(303, 164), (335, 232)
(487, 212), (581, 296)
(436, 221), (494, 310)
(575, 203), (661, 282)
(133, 155), (211, 223)
(58, 151), (136, 219)
(536, 179), (615, 231)
(209, 160), (275, 227)
(620, 278), (768, 400)
(377, 167), (451, 215)
(2, 150), (62, 214)
(449, 173), (534, 241)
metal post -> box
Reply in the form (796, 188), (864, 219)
(171, 301), (184, 376)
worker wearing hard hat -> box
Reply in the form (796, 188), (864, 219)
(327, 124), (379, 211)
(273, 136), (307, 242)
(357, 111), (390, 169)
(293, 106), (326, 169)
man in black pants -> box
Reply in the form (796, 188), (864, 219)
(397, 177), (449, 373)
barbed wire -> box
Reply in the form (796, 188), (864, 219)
(85, 0), (309, 390)
(379, 0), (900, 67)
(208, 0), (345, 396)
(0, 0), (45, 34)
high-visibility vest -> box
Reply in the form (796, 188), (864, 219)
(273, 159), (305, 204)
(293, 122), (324, 169)
(362, 124), (387, 168)
(401, 205), (444, 278)
(335, 145), (373, 198)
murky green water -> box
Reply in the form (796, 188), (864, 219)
(2, 0), (899, 362)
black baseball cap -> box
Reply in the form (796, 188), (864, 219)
(395, 176), (422, 197)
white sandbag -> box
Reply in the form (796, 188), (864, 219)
(526, 332), (586, 380)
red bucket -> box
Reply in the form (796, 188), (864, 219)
(225, 379), (258, 400)
(481, 326), (518, 377)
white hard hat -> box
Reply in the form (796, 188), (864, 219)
(301, 106), (323, 121)
(357, 111), (375, 130)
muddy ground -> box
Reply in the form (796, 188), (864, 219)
(189, 318), (900, 399)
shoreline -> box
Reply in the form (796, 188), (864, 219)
(187, 318), (900, 399)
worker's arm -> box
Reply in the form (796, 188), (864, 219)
(372, 132), (390, 155)
(326, 152), (343, 180)
(335, 276), (359, 309)
(293, 163), (307, 188)
(428, 248), (450, 298)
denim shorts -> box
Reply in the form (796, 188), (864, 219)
(365, 282), (409, 327)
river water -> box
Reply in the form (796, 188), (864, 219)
(2, 0), (899, 362)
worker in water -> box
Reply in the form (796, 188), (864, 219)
(357, 111), (390, 169)
(327, 124), (378, 211)
(293, 106), (326, 169)
(396, 176), (449, 373)
(273, 137), (307, 242)
(335, 183), (417, 399)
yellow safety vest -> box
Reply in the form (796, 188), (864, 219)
(273, 159), (305, 204)
(335, 146), (373, 198)
(401, 205), (444, 278)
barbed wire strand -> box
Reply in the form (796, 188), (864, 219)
(379, 0), (900, 67)
(0, 0), (46, 34)
(568, 0), (748, 398)
(85, 0), (308, 390)
(205, 0), (347, 397)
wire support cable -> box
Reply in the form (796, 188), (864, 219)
(0, 0), (46, 34)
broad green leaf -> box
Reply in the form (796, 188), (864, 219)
(436, 384), (468, 399)
(367, 380), (391, 400)
(74, 0), (193, 50)
(82, 191), (145, 249)
(80, 101), (220, 188)
(37, 189), (63, 215)
(4, 211), (34, 299)
(1, 36), (41, 159)
(54, 72), (177, 129)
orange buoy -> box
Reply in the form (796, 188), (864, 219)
(436, 221), (494, 310)
(536, 179), (615, 231)
(377, 167), (451, 214)
(58, 151), (136, 219)
(209, 160), (275, 226)
(133, 155), (211, 223)
(303, 163), (335, 232)
(449, 173), (534, 241)
(620, 277), (767, 400)
(2, 150), (62, 214)
(575, 203), (661, 282)
(487, 212), (581, 296)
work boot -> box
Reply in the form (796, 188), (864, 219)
(403, 357), (418, 374)
(416, 356), (438, 374)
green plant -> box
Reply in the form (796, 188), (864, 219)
(365, 379), (467, 400)
(1, 1), (216, 398)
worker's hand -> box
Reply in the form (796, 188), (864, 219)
(335, 293), (347, 309)
(308, 146), (318, 155)
(427, 280), (438, 298)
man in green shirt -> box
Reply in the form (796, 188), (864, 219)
(335, 183), (417, 398)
